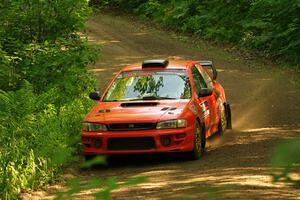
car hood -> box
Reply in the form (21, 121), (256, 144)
(84, 100), (190, 123)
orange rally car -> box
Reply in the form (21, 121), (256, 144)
(82, 59), (232, 160)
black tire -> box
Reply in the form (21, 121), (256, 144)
(216, 105), (227, 135)
(84, 154), (95, 161)
(225, 103), (232, 129)
(188, 121), (205, 160)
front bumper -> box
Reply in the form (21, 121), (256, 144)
(81, 126), (194, 155)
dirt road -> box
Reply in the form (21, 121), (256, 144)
(31, 13), (300, 199)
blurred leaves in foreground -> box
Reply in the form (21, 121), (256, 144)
(55, 156), (147, 200)
(271, 138), (300, 187)
(55, 176), (147, 200)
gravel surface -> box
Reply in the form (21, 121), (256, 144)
(26, 12), (300, 200)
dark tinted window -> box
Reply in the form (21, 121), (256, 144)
(196, 64), (213, 90)
(191, 66), (207, 96)
(103, 70), (191, 101)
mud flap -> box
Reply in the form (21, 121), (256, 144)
(225, 103), (232, 129)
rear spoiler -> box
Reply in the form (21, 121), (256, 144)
(198, 60), (217, 80)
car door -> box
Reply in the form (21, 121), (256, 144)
(195, 64), (219, 130)
(191, 66), (215, 136)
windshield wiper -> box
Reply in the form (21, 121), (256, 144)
(102, 99), (119, 102)
(128, 96), (177, 101)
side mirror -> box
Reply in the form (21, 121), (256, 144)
(89, 92), (101, 101)
(199, 88), (212, 97)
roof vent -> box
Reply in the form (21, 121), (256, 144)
(142, 59), (169, 68)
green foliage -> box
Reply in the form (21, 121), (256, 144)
(134, 0), (164, 21)
(0, 0), (91, 43)
(271, 138), (300, 187)
(0, 38), (98, 105)
(0, 0), (99, 199)
(105, 0), (300, 64)
(0, 80), (96, 199)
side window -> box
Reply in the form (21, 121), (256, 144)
(191, 66), (207, 96)
(196, 64), (213, 90)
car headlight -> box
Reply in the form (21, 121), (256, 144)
(156, 119), (187, 129)
(82, 122), (107, 132)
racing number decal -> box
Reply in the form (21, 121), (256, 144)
(199, 100), (210, 119)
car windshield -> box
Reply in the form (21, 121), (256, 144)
(103, 70), (191, 101)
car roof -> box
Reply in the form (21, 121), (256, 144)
(121, 60), (195, 72)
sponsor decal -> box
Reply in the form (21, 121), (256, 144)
(199, 100), (210, 118)
(189, 104), (198, 115)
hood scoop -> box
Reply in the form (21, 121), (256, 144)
(121, 102), (160, 107)
(161, 107), (177, 111)
(161, 107), (169, 111)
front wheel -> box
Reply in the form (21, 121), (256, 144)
(84, 154), (95, 161)
(188, 121), (205, 160)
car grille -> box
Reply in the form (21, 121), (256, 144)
(107, 137), (156, 150)
(107, 123), (156, 131)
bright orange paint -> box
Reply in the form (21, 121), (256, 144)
(81, 60), (231, 157)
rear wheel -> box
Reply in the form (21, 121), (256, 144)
(188, 121), (205, 160)
(217, 105), (227, 135)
